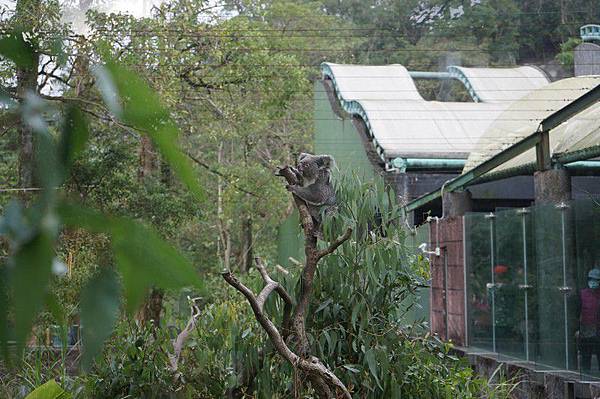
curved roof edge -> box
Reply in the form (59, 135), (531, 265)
(321, 62), (390, 167)
(448, 65), (549, 103)
(321, 62), (550, 169)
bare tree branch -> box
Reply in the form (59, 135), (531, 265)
(222, 259), (351, 399)
(168, 296), (201, 373)
(254, 257), (294, 337)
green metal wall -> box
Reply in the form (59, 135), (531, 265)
(277, 81), (376, 269)
(275, 81), (429, 325)
(313, 81), (375, 179)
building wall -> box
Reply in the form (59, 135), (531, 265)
(429, 216), (466, 345)
(315, 80), (380, 179)
(575, 42), (600, 76)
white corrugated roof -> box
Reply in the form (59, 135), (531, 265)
(326, 63), (423, 101)
(465, 76), (600, 174)
(323, 62), (550, 161)
(451, 66), (550, 102)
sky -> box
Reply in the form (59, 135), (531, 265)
(107, 0), (166, 18)
(0, 0), (167, 18)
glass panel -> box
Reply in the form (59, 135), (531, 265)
(573, 200), (600, 378)
(465, 212), (494, 352)
(534, 203), (571, 370)
(494, 208), (531, 361)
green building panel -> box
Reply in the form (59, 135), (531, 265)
(277, 81), (380, 269)
(277, 80), (429, 324)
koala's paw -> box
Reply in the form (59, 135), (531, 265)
(286, 184), (296, 192)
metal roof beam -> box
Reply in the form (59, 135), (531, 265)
(405, 132), (543, 212)
(404, 82), (600, 213)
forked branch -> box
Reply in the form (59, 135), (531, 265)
(222, 258), (351, 398)
(223, 162), (353, 398)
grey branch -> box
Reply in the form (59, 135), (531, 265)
(222, 265), (351, 398)
(254, 256), (294, 312)
(169, 296), (201, 374)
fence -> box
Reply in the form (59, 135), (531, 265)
(465, 198), (600, 378)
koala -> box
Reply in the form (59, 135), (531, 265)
(287, 153), (336, 238)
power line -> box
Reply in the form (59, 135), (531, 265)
(1, 19), (596, 38)
(54, 46), (600, 53)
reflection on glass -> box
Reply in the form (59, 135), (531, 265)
(576, 267), (600, 374)
(495, 208), (534, 361)
(465, 213), (493, 351)
(464, 199), (600, 376)
(574, 200), (600, 377)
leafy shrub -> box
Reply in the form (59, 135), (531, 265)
(81, 322), (176, 399)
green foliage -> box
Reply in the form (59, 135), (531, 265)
(24, 379), (70, 399)
(556, 37), (582, 68)
(81, 322), (177, 399)
(300, 174), (505, 397)
(79, 268), (120, 369)
(0, 29), (204, 369)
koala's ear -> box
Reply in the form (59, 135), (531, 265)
(298, 152), (311, 162)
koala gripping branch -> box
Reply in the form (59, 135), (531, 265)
(221, 165), (352, 399)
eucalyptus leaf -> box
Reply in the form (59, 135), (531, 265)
(364, 349), (382, 390)
(80, 268), (121, 370)
(45, 291), (65, 326)
(0, 31), (35, 68)
(58, 202), (203, 314)
(13, 232), (54, 353)
(95, 60), (205, 202)
(111, 221), (202, 314)
(59, 106), (89, 175)
(24, 379), (70, 399)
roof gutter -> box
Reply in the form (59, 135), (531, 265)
(391, 157), (465, 173)
(471, 160), (600, 185)
(408, 71), (451, 80)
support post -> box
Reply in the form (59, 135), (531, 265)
(442, 190), (473, 217)
(534, 168), (571, 205)
(536, 130), (551, 171)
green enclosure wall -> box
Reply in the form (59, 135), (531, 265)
(277, 81), (376, 269)
(276, 81), (429, 324)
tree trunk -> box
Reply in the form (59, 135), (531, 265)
(17, 60), (37, 188)
(15, 0), (41, 189)
(137, 288), (164, 328)
(138, 135), (156, 180)
(217, 142), (232, 270)
(137, 133), (162, 327)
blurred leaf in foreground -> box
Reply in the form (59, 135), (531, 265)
(12, 232), (54, 354)
(58, 202), (204, 314)
(24, 379), (71, 399)
(0, 31), (35, 68)
(80, 268), (120, 370)
(95, 60), (205, 203)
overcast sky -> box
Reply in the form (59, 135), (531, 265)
(0, 0), (167, 18)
